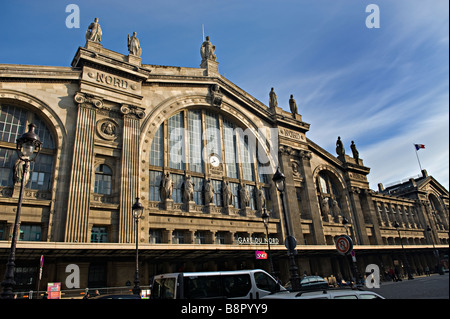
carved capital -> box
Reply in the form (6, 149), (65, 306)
(120, 104), (145, 119)
(74, 92), (103, 109)
(299, 150), (312, 160)
(279, 145), (293, 155)
(208, 84), (223, 108)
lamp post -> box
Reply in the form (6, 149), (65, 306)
(393, 221), (414, 280)
(272, 167), (301, 291)
(132, 197), (144, 295)
(1, 124), (42, 299)
(426, 226), (443, 275)
(261, 208), (275, 277)
(342, 217), (362, 286)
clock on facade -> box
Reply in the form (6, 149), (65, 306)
(209, 154), (221, 167)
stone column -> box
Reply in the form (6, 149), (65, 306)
(118, 105), (145, 243)
(347, 187), (370, 245)
(278, 146), (305, 245)
(64, 93), (101, 242)
(360, 190), (383, 244)
(297, 149), (325, 245)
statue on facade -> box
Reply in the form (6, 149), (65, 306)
(222, 181), (232, 206)
(13, 158), (30, 186)
(239, 184), (250, 208)
(331, 198), (341, 217)
(183, 175), (195, 203)
(127, 32), (142, 57)
(257, 187), (266, 211)
(336, 136), (345, 157)
(350, 141), (359, 163)
(320, 196), (330, 217)
(269, 88), (278, 108)
(86, 18), (102, 43)
(159, 172), (173, 202)
(289, 94), (298, 116)
(200, 36), (217, 61)
(204, 179), (215, 204)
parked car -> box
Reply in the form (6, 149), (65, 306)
(262, 288), (385, 299)
(151, 269), (285, 299)
(284, 276), (329, 291)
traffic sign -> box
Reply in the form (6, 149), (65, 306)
(335, 235), (353, 255)
(284, 236), (297, 250)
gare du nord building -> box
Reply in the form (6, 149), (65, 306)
(0, 20), (449, 293)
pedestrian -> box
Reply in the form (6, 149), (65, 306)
(425, 266), (430, 276)
(389, 268), (395, 282)
(83, 292), (90, 299)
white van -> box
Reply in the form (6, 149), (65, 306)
(150, 269), (285, 299)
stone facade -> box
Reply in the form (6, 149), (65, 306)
(0, 28), (448, 295)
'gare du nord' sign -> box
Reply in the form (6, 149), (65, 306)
(237, 237), (280, 245)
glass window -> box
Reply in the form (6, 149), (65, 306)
(149, 170), (162, 201)
(0, 104), (27, 144)
(229, 182), (240, 208)
(223, 274), (251, 298)
(0, 222), (6, 240)
(359, 294), (382, 299)
(204, 111), (221, 157)
(168, 112), (185, 170)
(215, 231), (226, 244)
(247, 185), (257, 210)
(172, 230), (185, 244)
(19, 224), (41, 241)
(194, 231), (206, 244)
(0, 148), (17, 187)
(91, 226), (108, 243)
(149, 229), (162, 244)
(171, 174), (184, 203)
(212, 179), (223, 207)
(239, 133), (255, 182)
(191, 176), (204, 205)
(223, 119), (239, 179)
(152, 277), (176, 299)
(333, 294), (358, 299)
(184, 276), (223, 299)
(150, 125), (163, 166)
(94, 164), (112, 195)
(254, 272), (278, 292)
(28, 154), (53, 190)
(188, 110), (203, 173)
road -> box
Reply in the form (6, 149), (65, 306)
(365, 273), (449, 299)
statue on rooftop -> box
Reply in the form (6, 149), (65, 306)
(336, 136), (345, 157)
(200, 36), (217, 61)
(269, 88), (278, 108)
(289, 94), (298, 116)
(86, 18), (102, 43)
(128, 32), (142, 57)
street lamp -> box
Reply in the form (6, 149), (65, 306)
(272, 167), (301, 291)
(342, 217), (362, 286)
(132, 197), (144, 295)
(393, 221), (414, 280)
(261, 208), (275, 277)
(426, 226), (443, 275)
(1, 124), (42, 299)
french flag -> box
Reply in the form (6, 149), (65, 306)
(414, 144), (425, 151)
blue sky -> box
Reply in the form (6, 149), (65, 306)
(1, 0), (448, 190)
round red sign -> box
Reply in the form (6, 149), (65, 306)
(335, 235), (353, 255)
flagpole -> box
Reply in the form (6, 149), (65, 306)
(414, 144), (423, 172)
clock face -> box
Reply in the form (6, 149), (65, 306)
(209, 155), (220, 167)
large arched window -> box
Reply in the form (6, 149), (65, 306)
(316, 170), (344, 222)
(148, 108), (269, 209)
(0, 103), (55, 191)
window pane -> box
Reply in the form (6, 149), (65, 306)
(91, 226), (108, 243)
(223, 119), (239, 179)
(171, 174), (184, 203)
(188, 110), (203, 173)
(0, 104), (27, 144)
(229, 182), (240, 208)
(150, 125), (163, 166)
(191, 176), (204, 205)
(204, 111), (221, 156)
(0, 148), (17, 186)
(149, 170), (162, 201)
(168, 112), (185, 170)
(212, 180), (223, 207)
(239, 133), (255, 182)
